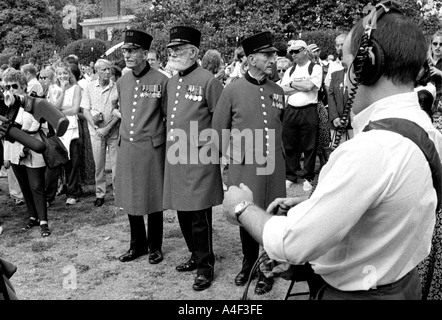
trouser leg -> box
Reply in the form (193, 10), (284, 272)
(147, 211), (163, 252)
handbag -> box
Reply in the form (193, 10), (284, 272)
(39, 124), (69, 169)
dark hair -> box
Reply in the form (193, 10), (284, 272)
(415, 61), (431, 87)
(63, 56), (79, 66)
(111, 65), (122, 80)
(274, 41), (288, 57)
(417, 89), (434, 118)
(68, 63), (81, 81)
(349, 11), (427, 86)
(8, 56), (21, 70)
(319, 51), (328, 60)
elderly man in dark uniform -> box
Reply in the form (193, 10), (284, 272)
(163, 26), (224, 291)
(115, 30), (168, 265)
(212, 31), (286, 295)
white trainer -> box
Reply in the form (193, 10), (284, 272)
(66, 198), (77, 205)
(285, 180), (293, 188)
(303, 180), (312, 192)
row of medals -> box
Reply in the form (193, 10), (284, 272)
(185, 85), (203, 101)
(140, 85), (162, 98)
(271, 94), (284, 110)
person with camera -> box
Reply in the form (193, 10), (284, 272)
(1, 69), (50, 237)
(222, 2), (442, 300)
(81, 59), (119, 207)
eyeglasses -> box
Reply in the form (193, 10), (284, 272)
(122, 48), (143, 55)
(289, 48), (304, 55)
(4, 84), (19, 90)
(167, 46), (191, 56)
(433, 42), (442, 47)
(277, 69), (287, 73)
(40, 77), (48, 80)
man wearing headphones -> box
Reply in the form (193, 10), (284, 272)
(222, 1), (442, 299)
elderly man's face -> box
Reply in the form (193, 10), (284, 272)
(167, 45), (194, 72)
(97, 65), (111, 83)
(251, 52), (276, 77)
(335, 36), (346, 59)
(122, 47), (146, 70)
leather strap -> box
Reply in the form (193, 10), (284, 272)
(363, 117), (442, 211)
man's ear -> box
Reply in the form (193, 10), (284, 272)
(247, 55), (255, 67)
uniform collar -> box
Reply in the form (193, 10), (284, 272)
(245, 71), (267, 86)
(178, 62), (198, 77)
(132, 62), (151, 78)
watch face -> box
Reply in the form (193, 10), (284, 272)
(234, 202), (247, 214)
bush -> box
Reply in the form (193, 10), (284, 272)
(61, 39), (107, 66)
(299, 29), (346, 57)
(0, 53), (15, 66)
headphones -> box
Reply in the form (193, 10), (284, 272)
(355, 1), (403, 85)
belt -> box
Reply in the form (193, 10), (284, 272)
(287, 103), (317, 109)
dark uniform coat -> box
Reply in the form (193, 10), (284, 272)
(115, 65), (168, 216)
(328, 69), (351, 130)
(212, 72), (286, 209)
(163, 63), (224, 211)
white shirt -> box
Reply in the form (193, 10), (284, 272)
(324, 59), (343, 89)
(27, 77), (44, 97)
(263, 92), (441, 291)
(280, 62), (322, 107)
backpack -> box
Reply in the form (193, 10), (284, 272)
(289, 61), (328, 105)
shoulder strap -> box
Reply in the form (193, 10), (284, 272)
(289, 63), (297, 77)
(308, 62), (314, 75)
(289, 62), (315, 77)
(363, 118), (442, 211)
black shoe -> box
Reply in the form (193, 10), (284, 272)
(23, 218), (39, 230)
(148, 250), (163, 264)
(234, 271), (249, 286)
(234, 269), (257, 286)
(254, 274), (273, 295)
(118, 248), (148, 262)
(176, 259), (197, 272)
(94, 198), (104, 207)
(192, 274), (212, 291)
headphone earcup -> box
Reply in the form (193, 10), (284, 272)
(359, 38), (385, 86)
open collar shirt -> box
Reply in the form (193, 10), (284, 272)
(81, 79), (118, 130)
(263, 92), (442, 291)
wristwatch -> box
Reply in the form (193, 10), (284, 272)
(234, 201), (254, 223)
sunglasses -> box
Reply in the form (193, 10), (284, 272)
(40, 77), (48, 80)
(4, 84), (19, 90)
(289, 48), (304, 55)
(433, 42), (442, 47)
(277, 69), (287, 73)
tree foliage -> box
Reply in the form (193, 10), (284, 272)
(0, 0), (57, 60)
(61, 38), (107, 65)
(0, 0), (440, 66)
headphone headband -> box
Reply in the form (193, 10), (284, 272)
(363, 1), (402, 39)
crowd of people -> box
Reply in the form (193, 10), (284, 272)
(1, 0), (442, 300)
